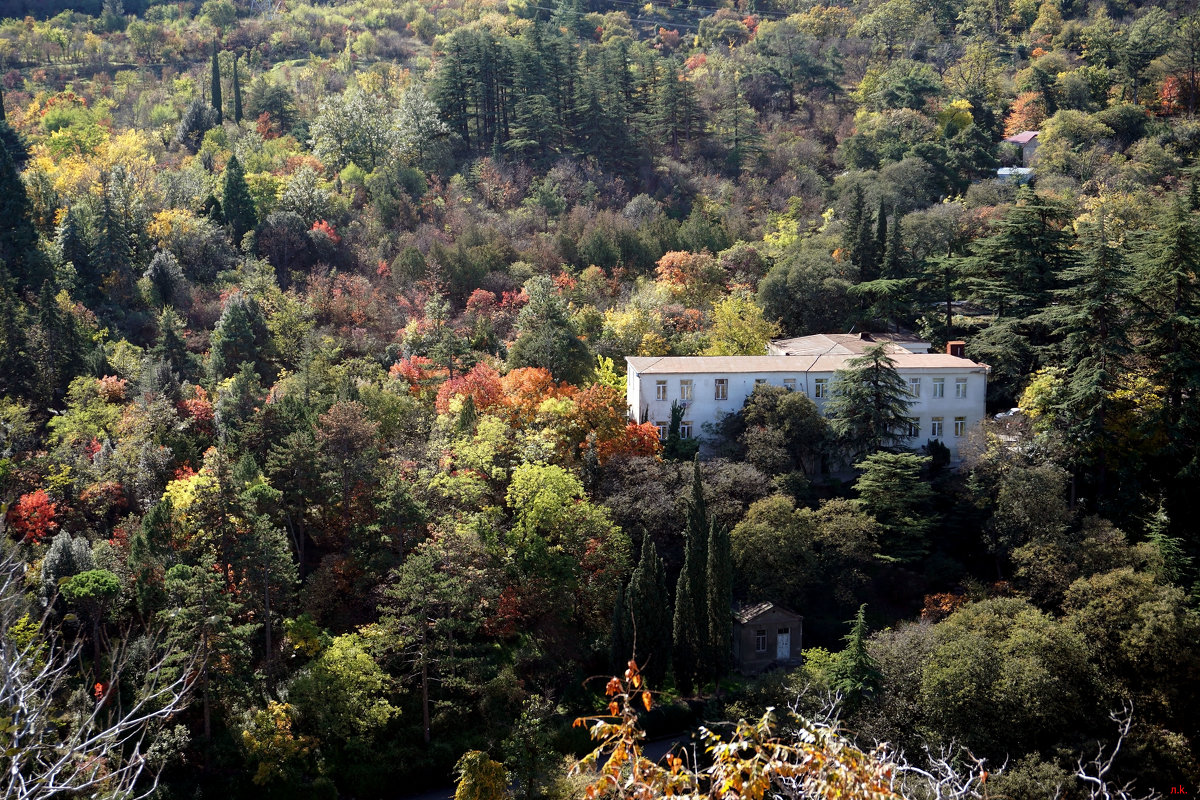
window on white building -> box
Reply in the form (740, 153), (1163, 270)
(931, 417), (944, 437)
(680, 379), (693, 401)
(655, 380), (667, 401)
(932, 378), (945, 398)
(714, 378), (728, 401)
(755, 378), (767, 386)
(955, 378), (968, 398)
(783, 378), (796, 392)
(814, 378), (828, 398)
(655, 422), (668, 440)
(954, 416), (966, 436)
(906, 418), (920, 438)
(680, 420), (693, 439)
(909, 377), (921, 397)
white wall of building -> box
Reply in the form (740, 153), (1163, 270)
(626, 362), (988, 459)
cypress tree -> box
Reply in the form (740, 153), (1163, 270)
(627, 540), (672, 689)
(874, 199), (888, 269)
(222, 155), (257, 245)
(704, 520), (732, 690)
(843, 185), (867, 266)
(882, 212), (905, 280)
(211, 40), (223, 123)
(609, 583), (629, 674)
(684, 458), (708, 635)
(0, 81), (5, 122)
(673, 458), (710, 695)
(231, 54), (243, 124)
(671, 564), (698, 697)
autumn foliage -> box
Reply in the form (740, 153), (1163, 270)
(7, 489), (58, 543)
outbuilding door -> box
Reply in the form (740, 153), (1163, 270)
(776, 627), (790, 660)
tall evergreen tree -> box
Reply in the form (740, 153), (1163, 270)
(209, 291), (271, 380)
(1133, 200), (1200, 481)
(231, 54), (243, 124)
(826, 344), (913, 457)
(0, 137), (48, 294)
(1040, 215), (1131, 493)
(671, 562), (699, 697)
(831, 604), (881, 709)
(705, 521), (732, 689)
(222, 154), (257, 245)
(211, 40), (223, 124)
(673, 458), (710, 695)
(153, 306), (194, 380)
(626, 540), (673, 688)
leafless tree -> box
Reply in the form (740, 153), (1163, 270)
(1077, 703), (1160, 800)
(1, 549), (193, 800)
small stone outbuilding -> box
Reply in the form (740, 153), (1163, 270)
(732, 602), (803, 675)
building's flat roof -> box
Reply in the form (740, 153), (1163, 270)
(627, 353), (988, 374)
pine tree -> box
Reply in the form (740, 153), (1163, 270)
(211, 40), (223, 124)
(0, 137), (48, 294)
(153, 306), (193, 380)
(231, 54), (243, 124)
(222, 154), (257, 245)
(54, 207), (90, 284)
(90, 173), (133, 294)
(831, 604), (881, 709)
(209, 291), (270, 380)
(705, 521), (732, 689)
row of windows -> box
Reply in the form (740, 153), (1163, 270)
(906, 416), (968, 438)
(652, 376), (968, 402)
(909, 377), (969, 399)
(654, 420), (693, 440)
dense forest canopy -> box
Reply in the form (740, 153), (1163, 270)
(1, 0), (1199, 798)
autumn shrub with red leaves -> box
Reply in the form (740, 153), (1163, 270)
(7, 489), (58, 544)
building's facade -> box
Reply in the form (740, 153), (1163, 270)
(732, 602), (803, 675)
(625, 333), (989, 459)
(1002, 130), (1040, 165)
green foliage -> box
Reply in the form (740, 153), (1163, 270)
(222, 154), (257, 245)
(826, 345), (913, 457)
(853, 451), (935, 563)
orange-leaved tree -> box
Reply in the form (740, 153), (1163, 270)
(572, 660), (900, 800)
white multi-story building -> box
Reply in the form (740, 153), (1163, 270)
(626, 333), (989, 460)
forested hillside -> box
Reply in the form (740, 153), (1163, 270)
(1, 0), (1198, 798)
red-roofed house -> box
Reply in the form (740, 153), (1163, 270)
(1003, 130), (1039, 165)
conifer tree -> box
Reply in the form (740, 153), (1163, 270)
(673, 458), (710, 694)
(209, 291), (271, 380)
(609, 583), (629, 674)
(671, 563), (699, 697)
(826, 344), (913, 457)
(1133, 200), (1200, 478)
(0, 137), (47, 294)
(222, 154), (257, 245)
(211, 40), (223, 123)
(153, 306), (193, 380)
(626, 540), (672, 688)
(231, 54), (242, 123)
(705, 521), (732, 689)
(831, 604), (881, 709)
(1040, 215), (1131, 489)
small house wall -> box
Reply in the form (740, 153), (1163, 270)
(733, 609), (803, 675)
